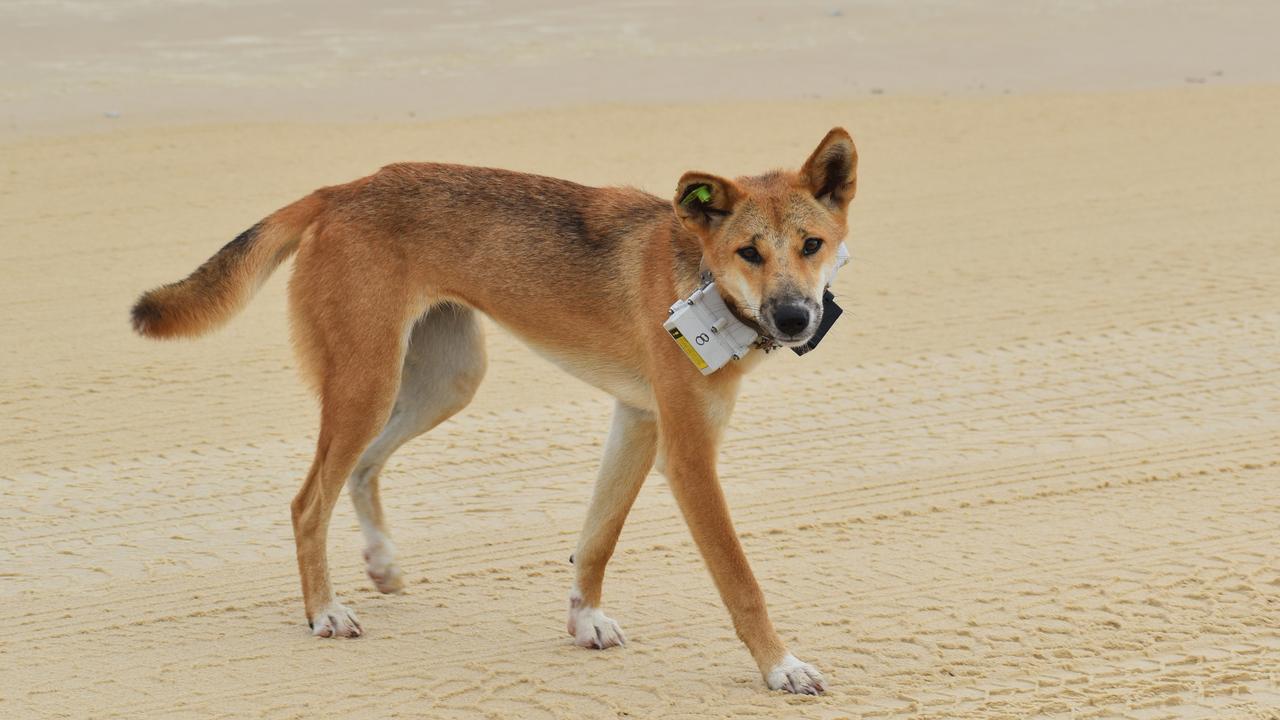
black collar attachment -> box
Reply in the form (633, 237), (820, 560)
(791, 289), (843, 356)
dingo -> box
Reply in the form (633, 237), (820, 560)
(132, 128), (857, 694)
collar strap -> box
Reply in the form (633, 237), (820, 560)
(752, 336), (781, 353)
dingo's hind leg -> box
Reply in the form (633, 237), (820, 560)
(348, 304), (486, 594)
(291, 341), (405, 638)
(288, 243), (427, 638)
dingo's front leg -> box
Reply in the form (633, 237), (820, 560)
(568, 401), (657, 649)
(655, 385), (826, 694)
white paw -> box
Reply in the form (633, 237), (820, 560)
(363, 543), (405, 594)
(566, 593), (626, 649)
(766, 654), (826, 695)
(309, 601), (363, 638)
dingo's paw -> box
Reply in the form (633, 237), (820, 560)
(309, 601), (362, 638)
(363, 545), (405, 594)
(566, 593), (626, 649)
(766, 654), (825, 695)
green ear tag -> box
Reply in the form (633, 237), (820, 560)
(681, 184), (713, 206)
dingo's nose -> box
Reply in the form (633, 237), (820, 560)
(772, 305), (811, 337)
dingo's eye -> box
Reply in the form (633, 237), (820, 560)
(802, 237), (824, 256)
(737, 246), (763, 264)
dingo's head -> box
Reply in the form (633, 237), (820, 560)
(673, 128), (857, 347)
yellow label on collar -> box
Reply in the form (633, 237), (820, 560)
(668, 327), (708, 370)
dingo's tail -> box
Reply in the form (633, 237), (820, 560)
(130, 194), (323, 339)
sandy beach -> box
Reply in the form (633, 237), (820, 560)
(2, 2), (1279, 718)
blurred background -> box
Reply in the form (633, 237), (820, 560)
(3, 0), (1278, 135)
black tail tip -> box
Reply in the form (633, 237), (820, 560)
(131, 294), (164, 336)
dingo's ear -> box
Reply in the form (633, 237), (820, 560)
(801, 128), (857, 213)
(674, 172), (741, 235)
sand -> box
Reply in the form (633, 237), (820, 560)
(3, 3), (1280, 719)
